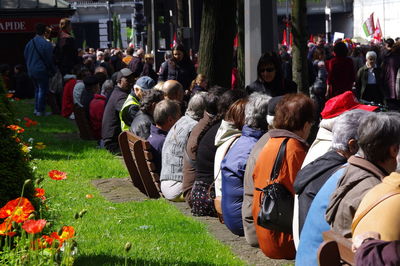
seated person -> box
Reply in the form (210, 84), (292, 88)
(81, 76), (99, 121)
(295, 110), (369, 266)
(130, 89), (164, 139)
(326, 112), (400, 238)
(72, 67), (91, 107)
(160, 93), (206, 201)
(162, 80), (184, 103)
(89, 83), (108, 141)
(221, 93), (270, 236)
(120, 76), (156, 131)
(148, 100), (181, 175)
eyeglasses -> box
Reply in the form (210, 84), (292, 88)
(260, 68), (276, 73)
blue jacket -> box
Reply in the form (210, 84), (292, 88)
(221, 125), (265, 236)
(295, 166), (347, 266)
(24, 35), (56, 81)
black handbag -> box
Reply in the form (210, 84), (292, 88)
(256, 138), (294, 233)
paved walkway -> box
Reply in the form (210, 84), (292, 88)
(92, 177), (293, 266)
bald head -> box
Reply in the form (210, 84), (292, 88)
(162, 80), (184, 102)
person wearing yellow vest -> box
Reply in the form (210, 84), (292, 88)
(120, 76), (156, 131)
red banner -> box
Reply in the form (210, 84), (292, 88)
(0, 17), (61, 33)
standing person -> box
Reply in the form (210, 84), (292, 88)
(13, 64), (35, 99)
(54, 18), (79, 76)
(128, 48), (144, 78)
(24, 23), (56, 116)
(140, 54), (158, 82)
(326, 41), (355, 99)
(245, 52), (297, 96)
(158, 44), (197, 92)
(252, 93), (315, 259)
(381, 43), (400, 110)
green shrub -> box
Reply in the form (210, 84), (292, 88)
(0, 76), (35, 207)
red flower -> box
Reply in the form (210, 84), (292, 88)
(23, 117), (38, 127)
(48, 170), (67, 180)
(6, 93), (13, 98)
(34, 188), (46, 200)
(0, 197), (35, 223)
(0, 219), (16, 237)
(37, 235), (55, 249)
(7, 125), (24, 134)
(22, 219), (47, 234)
(50, 226), (75, 246)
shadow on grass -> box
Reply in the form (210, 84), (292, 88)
(75, 254), (218, 266)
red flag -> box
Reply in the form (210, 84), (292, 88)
(309, 34), (314, 43)
(170, 32), (177, 48)
(290, 32), (293, 47)
(233, 33), (239, 48)
(373, 18), (382, 41)
(282, 29), (287, 45)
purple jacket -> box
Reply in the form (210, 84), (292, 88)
(382, 45), (400, 99)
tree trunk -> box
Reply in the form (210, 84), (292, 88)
(176, 0), (184, 43)
(291, 0), (309, 94)
(236, 0), (245, 90)
(198, 1), (236, 88)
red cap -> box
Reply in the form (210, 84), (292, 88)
(321, 91), (378, 119)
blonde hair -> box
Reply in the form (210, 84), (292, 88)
(59, 18), (71, 31)
(189, 74), (207, 92)
(154, 81), (165, 91)
(144, 53), (154, 63)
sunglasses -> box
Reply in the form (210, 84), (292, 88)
(260, 68), (276, 73)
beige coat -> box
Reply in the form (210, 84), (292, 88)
(352, 172), (400, 241)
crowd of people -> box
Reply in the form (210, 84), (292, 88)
(11, 18), (400, 265)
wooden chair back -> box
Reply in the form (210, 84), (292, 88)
(73, 104), (95, 140)
(318, 230), (355, 266)
(118, 131), (162, 198)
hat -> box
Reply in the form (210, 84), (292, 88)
(116, 68), (133, 82)
(267, 96), (283, 125)
(83, 76), (99, 87)
(135, 76), (156, 91)
(321, 91), (378, 119)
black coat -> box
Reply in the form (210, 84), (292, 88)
(158, 59), (196, 90)
(293, 150), (347, 234)
(128, 57), (144, 78)
(129, 110), (153, 139)
(245, 78), (297, 97)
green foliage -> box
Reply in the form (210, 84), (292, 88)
(0, 77), (35, 207)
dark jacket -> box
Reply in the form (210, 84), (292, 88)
(245, 78), (297, 96)
(355, 65), (384, 103)
(130, 110), (153, 139)
(159, 58), (197, 90)
(221, 125), (265, 236)
(356, 239), (400, 266)
(381, 45), (400, 99)
(101, 86), (129, 144)
(128, 56), (144, 78)
(325, 156), (387, 237)
(294, 150), (347, 234)
(89, 94), (107, 140)
(147, 124), (168, 174)
(54, 31), (79, 76)
(24, 35), (56, 81)
(141, 62), (158, 82)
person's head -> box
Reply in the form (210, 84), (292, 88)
(162, 80), (184, 102)
(216, 89), (247, 120)
(35, 23), (47, 36)
(144, 54), (154, 64)
(194, 74), (207, 88)
(385, 38), (395, 49)
(351, 47), (362, 57)
(44, 25), (52, 40)
(134, 48), (144, 58)
(331, 109), (370, 158)
(94, 66), (108, 76)
(59, 18), (72, 32)
(164, 50), (172, 61)
(140, 89), (165, 115)
(133, 76), (156, 99)
(313, 47), (326, 61)
(96, 51), (104, 61)
(100, 79), (114, 97)
(94, 71), (107, 87)
(266, 96), (284, 128)
(153, 100), (181, 131)
(83, 76), (100, 94)
(366, 51), (377, 67)
(185, 92), (207, 121)
(89, 48), (95, 54)
(244, 92), (271, 131)
(257, 52), (282, 83)
(154, 81), (164, 91)
(76, 67), (91, 80)
(204, 86), (228, 116)
(357, 112), (400, 172)
(14, 64), (25, 74)
(172, 44), (187, 62)
(333, 42), (349, 57)
(224, 98), (248, 130)
(273, 93), (316, 139)
(126, 47), (134, 56)
(117, 68), (135, 90)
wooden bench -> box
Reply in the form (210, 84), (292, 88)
(318, 230), (355, 266)
(118, 131), (162, 199)
(73, 104), (95, 140)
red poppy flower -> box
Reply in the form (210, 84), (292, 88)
(42, 235), (55, 246)
(6, 93), (13, 98)
(34, 188), (46, 200)
(48, 170), (67, 180)
(22, 219), (47, 234)
(50, 226), (75, 247)
(0, 197), (35, 223)
(0, 219), (16, 237)
(23, 117), (38, 127)
(7, 125), (24, 134)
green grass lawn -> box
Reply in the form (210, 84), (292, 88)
(15, 100), (244, 266)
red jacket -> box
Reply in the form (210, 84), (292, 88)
(89, 94), (107, 140)
(326, 56), (355, 98)
(61, 78), (77, 118)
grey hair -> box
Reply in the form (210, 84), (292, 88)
(358, 112), (400, 163)
(331, 109), (369, 152)
(366, 51), (377, 60)
(101, 79), (114, 96)
(185, 92), (207, 121)
(244, 92), (271, 130)
(153, 99), (181, 126)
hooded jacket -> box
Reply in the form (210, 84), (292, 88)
(325, 156), (386, 237)
(221, 125), (265, 236)
(294, 150), (347, 234)
(214, 120), (241, 198)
